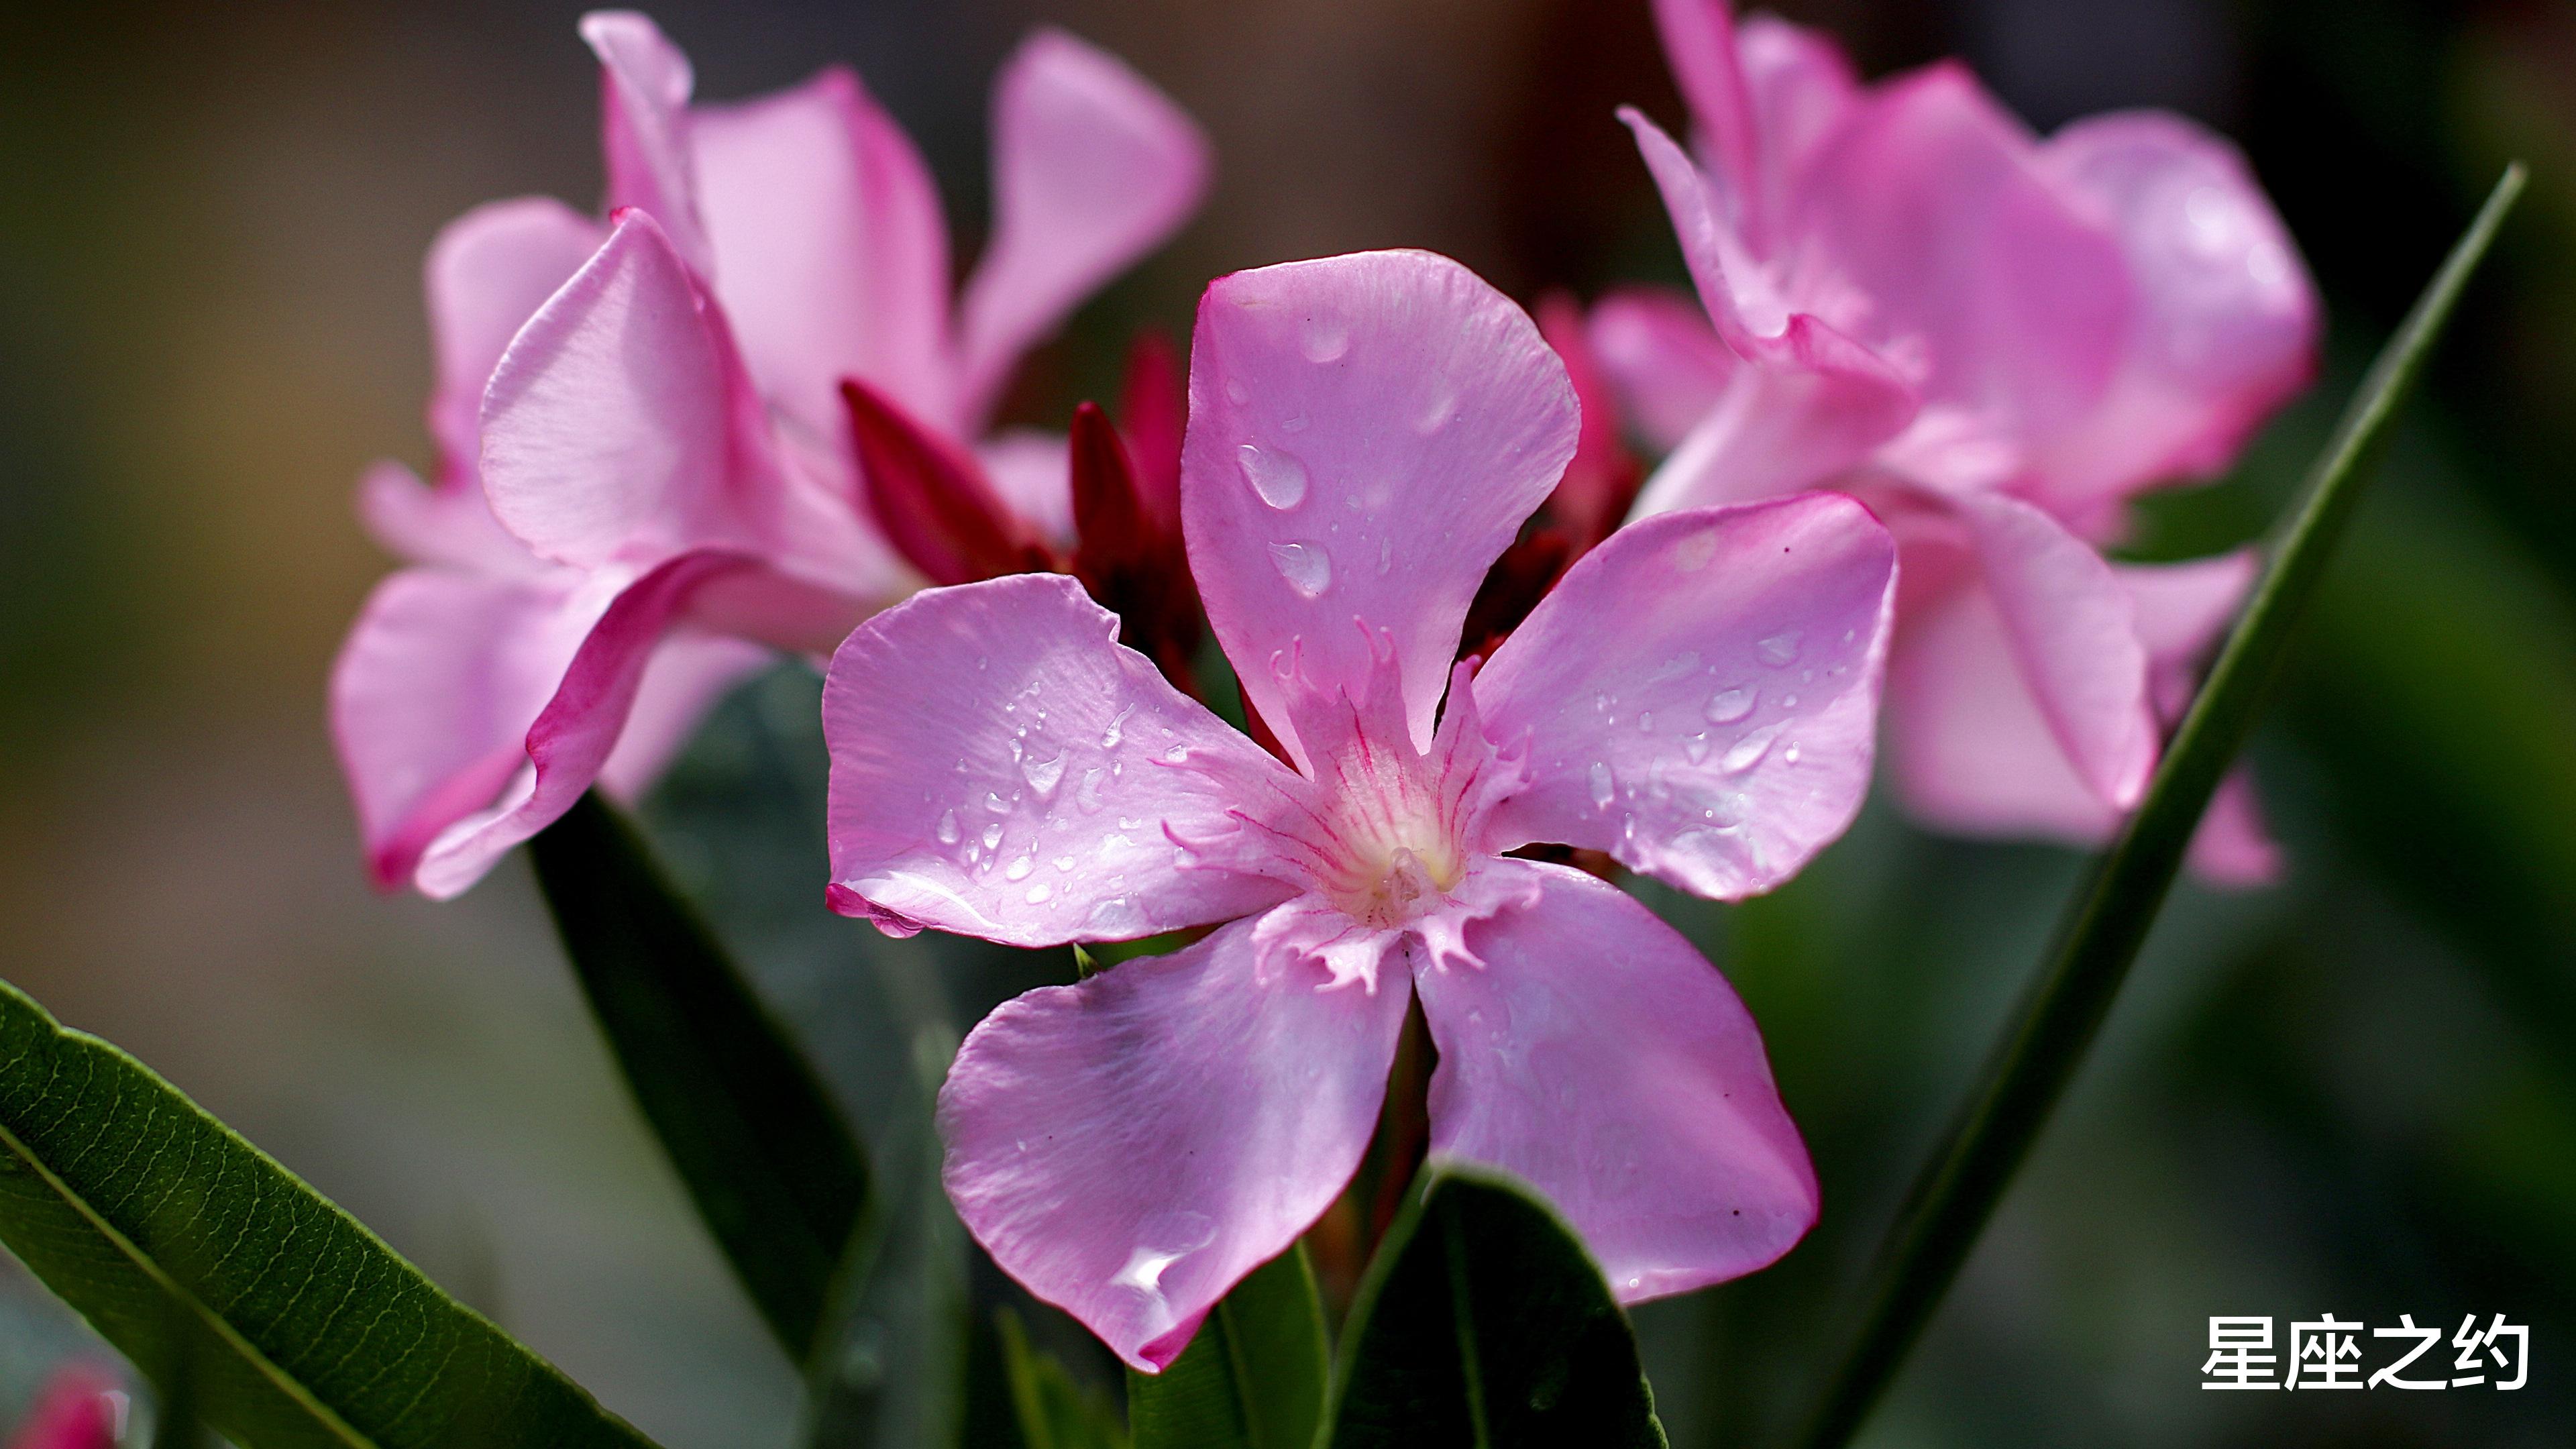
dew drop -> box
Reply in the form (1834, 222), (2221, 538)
(1704, 687), (1756, 724)
(1413, 387), (1456, 434)
(1279, 410), (1311, 434)
(981, 823), (1004, 851)
(1025, 883), (1055, 904)
(1004, 853), (1035, 881)
(1377, 535), (1392, 574)
(1236, 443), (1309, 509)
(1301, 315), (1351, 362)
(1268, 541), (1333, 598)
(1053, 855), (1079, 873)
(1684, 732), (1712, 764)
(1075, 767), (1107, 814)
(1638, 711), (1654, 733)
(1589, 760), (1617, 810)
(1225, 378), (1249, 405)
(1721, 725), (1780, 773)
(1100, 704), (1135, 749)
(974, 655), (987, 671)
(935, 809), (961, 845)
(1163, 744), (1189, 763)
(983, 791), (1011, 814)
(1022, 753), (1067, 798)
(1756, 631), (1803, 666)
(1650, 650), (1701, 684)
(1783, 744), (1802, 764)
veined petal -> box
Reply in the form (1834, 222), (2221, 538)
(1587, 286), (1736, 453)
(481, 211), (747, 570)
(1477, 495), (1894, 899)
(413, 551), (759, 899)
(582, 10), (711, 275)
(823, 574), (1299, 945)
(939, 910), (1411, 1370)
(1415, 860), (1817, 1301)
(1182, 251), (1579, 769)
(1955, 490), (2155, 808)
(2033, 111), (2318, 505)
(1793, 64), (2129, 442)
(331, 567), (593, 892)
(955, 29), (1210, 425)
(692, 64), (958, 435)
(423, 197), (602, 478)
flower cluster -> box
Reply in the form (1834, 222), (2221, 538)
(333, 0), (2318, 1373)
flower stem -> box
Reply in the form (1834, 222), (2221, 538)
(1785, 163), (2526, 1449)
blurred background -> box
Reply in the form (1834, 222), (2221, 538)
(1, 0), (2570, 1444)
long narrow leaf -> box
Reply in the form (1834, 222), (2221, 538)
(1322, 1168), (1664, 1448)
(1788, 162), (2527, 1449)
(528, 792), (869, 1360)
(998, 1309), (1129, 1449)
(1128, 1244), (1328, 1449)
(0, 975), (660, 1449)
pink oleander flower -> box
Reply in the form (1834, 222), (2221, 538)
(3, 1366), (119, 1449)
(821, 250), (1898, 1369)
(332, 10), (1209, 897)
(1593, 0), (2318, 880)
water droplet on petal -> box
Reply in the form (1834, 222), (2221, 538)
(1301, 316), (1350, 362)
(1005, 853), (1035, 881)
(1684, 732), (1711, 763)
(1268, 541), (1332, 598)
(935, 809), (961, 845)
(1225, 378), (1249, 405)
(1236, 443), (1309, 509)
(1638, 711), (1654, 733)
(1413, 387), (1455, 434)
(1053, 855), (1078, 873)
(1075, 767), (1107, 814)
(1377, 535), (1392, 574)
(1022, 752), (1066, 798)
(983, 791), (1011, 814)
(1757, 631), (1803, 666)
(1100, 704), (1134, 749)
(1704, 687), (1755, 724)
(1721, 725), (1780, 773)
(1162, 744), (1189, 763)
(1279, 410), (1311, 433)
(1783, 744), (1802, 764)
(981, 822), (1004, 851)
(1025, 883), (1054, 904)
(1589, 760), (1617, 810)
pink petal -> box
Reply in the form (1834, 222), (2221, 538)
(480, 211), (745, 570)
(582, 10), (710, 274)
(355, 459), (541, 576)
(1181, 250), (1579, 769)
(692, 65), (959, 435)
(413, 550), (759, 900)
(2118, 550), (2257, 718)
(3, 1364), (121, 1449)
(939, 910), (1411, 1370)
(1534, 292), (1644, 544)
(1955, 490), (2155, 809)
(2033, 111), (2318, 505)
(1792, 65), (2129, 442)
(1587, 286), (1736, 453)
(594, 632), (772, 802)
(1415, 859), (1816, 1301)
(1475, 494), (1895, 899)
(1734, 13), (1862, 191)
(331, 567), (593, 891)
(2188, 771), (2282, 887)
(1884, 569), (2120, 841)
(977, 428), (1077, 550)
(1648, 0), (1764, 238)
(423, 197), (603, 478)
(823, 574), (1300, 944)
(1622, 111), (1915, 512)
(955, 30), (1210, 425)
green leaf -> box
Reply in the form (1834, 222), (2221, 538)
(0, 974), (659, 1449)
(1786, 162), (2528, 1449)
(998, 1309), (1129, 1449)
(1322, 1168), (1665, 1448)
(528, 791), (869, 1360)
(799, 1035), (971, 1449)
(1128, 1244), (1328, 1449)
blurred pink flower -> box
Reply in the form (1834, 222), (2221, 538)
(333, 11), (1210, 898)
(1596, 0), (2316, 882)
(3, 1366), (119, 1449)
(822, 250), (1897, 1368)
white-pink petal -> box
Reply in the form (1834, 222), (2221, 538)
(1181, 250), (1579, 769)
(423, 197), (603, 477)
(582, 9), (712, 276)
(939, 912), (1410, 1370)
